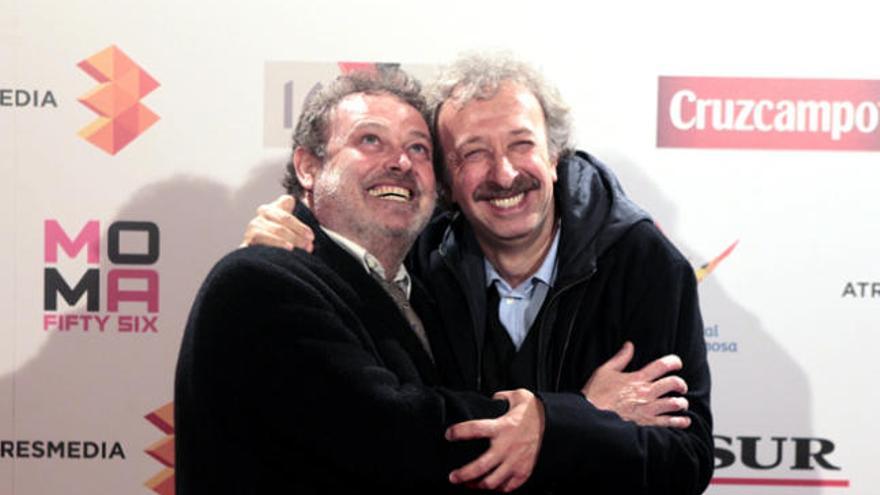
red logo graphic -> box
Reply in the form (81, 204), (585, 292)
(145, 402), (175, 495)
(77, 45), (160, 155)
(657, 76), (880, 151)
(696, 240), (738, 283)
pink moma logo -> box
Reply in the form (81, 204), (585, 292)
(43, 220), (160, 333)
(657, 76), (880, 151)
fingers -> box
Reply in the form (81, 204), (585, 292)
(257, 198), (311, 237)
(625, 396), (690, 428)
(477, 458), (528, 493)
(500, 471), (529, 493)
(252, 216), (305, 250)
(649, 413), (692, 429)
(272, 194), (296, 213)
(259, 207), (314, 251)
(635, 354), (683, 382)
(643, 396), (689, 417)
(243, 196), (314, 252)
(492, 388), (531, 406)
(601, 341), (635, 372)
(445, 419), (498, 442)
(448, 449), (501, 484)
(649, 375), (688, 398)
(447, 420), (534, 491)
(449, 389), (542, 490)
(241, 228), (295, 250)
(492, 389), (514, 402)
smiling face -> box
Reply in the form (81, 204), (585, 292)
(294, 92), (436, 252)
(437, 81), (557, 253)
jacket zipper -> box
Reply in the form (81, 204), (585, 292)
(439, 249), (485, 391)
(545, 267), (597, 391)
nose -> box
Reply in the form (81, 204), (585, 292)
(487, 154), (518, 188)
(387, 148), (413, 173)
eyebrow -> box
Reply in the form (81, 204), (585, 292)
(455, 135), (486, 149)
(348, 122), (431, 143)
(454, 127), (535, 149)
(509, 128), (535, 137)
(348, 121), (389, 135)
(403, 129), (429, 142)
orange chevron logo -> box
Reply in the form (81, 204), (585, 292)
(77, 45), (159, 155)
(145, 402), (175, 495)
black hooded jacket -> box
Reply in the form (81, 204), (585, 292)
(411, 152), (714, 494)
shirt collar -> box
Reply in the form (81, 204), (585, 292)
(484, 226), (561, 292)
(321, 226), (411, 298)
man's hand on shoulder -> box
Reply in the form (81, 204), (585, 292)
(582, 341), (691, 429)
(240, 194), (315, 252)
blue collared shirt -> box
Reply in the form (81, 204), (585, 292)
(485, 228), (561, 350)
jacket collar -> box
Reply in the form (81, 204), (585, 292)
(294, 202), (439, 382)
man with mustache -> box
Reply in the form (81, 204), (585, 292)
(243, 55), (714, 494)
(176, 69), (548, 494)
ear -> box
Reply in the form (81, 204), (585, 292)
(292, 147), (322, 192)
(549, 152), (559, 183)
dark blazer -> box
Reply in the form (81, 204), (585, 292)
(174, 204), (507, 494)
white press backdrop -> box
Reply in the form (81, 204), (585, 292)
(2, 1), (878, 494)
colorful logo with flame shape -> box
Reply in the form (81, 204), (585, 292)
(145, 403), (174, 495)
(77, 45), (159, 155)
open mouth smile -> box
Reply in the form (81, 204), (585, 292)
(489, 193), (525, 209)
(368, 185), (412, 202)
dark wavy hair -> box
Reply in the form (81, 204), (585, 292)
(282, 67), (430, 199)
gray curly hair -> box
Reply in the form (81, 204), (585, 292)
(283, 67), (430, 199)
(426, 53), (575, 198)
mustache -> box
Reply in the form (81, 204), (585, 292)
(473, 174), (540, 201)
